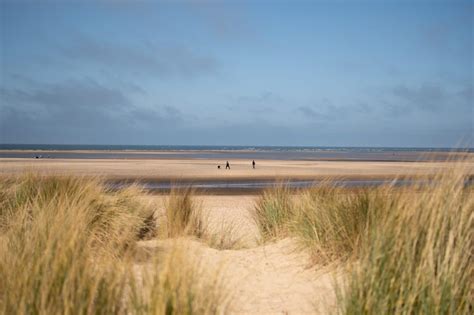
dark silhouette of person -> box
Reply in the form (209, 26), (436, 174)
(226, 161), (230, 169)
(252, 160), (256, 169)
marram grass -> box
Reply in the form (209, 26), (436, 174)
(251, 162), (472, 314)
(339, 167), (473, 315)
(163, 187), (205, 239)
(130, 241), (230, 315)
(0, 174), (229, 315)
(294, 185), (394, 264)
(252, 184), (294, 241)
(0, 174), (150, 314)
(252, 183), (394, 263)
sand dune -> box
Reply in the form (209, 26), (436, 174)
(3, 166), (469, 313)
(136, 238), (336, 314)
(136, 195), (337, 314)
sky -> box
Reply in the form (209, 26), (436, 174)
(0, 0), (472, 147)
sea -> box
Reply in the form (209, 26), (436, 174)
(0, 144), (471, 162)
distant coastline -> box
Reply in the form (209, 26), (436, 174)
(0, 144), (472, 152)
(1, 144), (472, 162)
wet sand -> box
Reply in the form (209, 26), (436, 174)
(1, 157), (472, 182)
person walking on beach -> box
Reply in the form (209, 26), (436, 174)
(252, 160), (256, 169)
(226, 161), (230, 169)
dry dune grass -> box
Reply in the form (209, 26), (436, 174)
(340, 165), (473, 314)
(0, 174), (147, 314)
(251, 162), (473, 314)
(160, 187), (245, 250)
(294, 185), (394, 264)
(163, 187), (205, 238)
(252, 184), (294, 241)
(252, 184), (395, 266)
(130, 241), (231, 315)
(0, 174), (230, 315)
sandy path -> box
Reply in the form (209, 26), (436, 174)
(220, 239), (337, 314)
(137, 195), (338, 314)
(136, 238), (337, 314)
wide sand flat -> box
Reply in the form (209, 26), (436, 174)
(1, 158), (472, 181)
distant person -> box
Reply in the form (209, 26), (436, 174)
(226, 161), (230, 169)
(252, 160), (256, 169)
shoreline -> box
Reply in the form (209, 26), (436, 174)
(1, 149), (472, 163)
(1, 157), (472, 194)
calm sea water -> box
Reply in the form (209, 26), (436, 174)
(0, 144), (471, 161)
(0, 144), (470, 152)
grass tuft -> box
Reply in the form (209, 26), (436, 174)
(252, 182), (393, 263)
(294, 185), (394, 264)
(131, 241), (231, 314)
(163, 187), (205, 239)
(252, 184), (294, 241)
(0, 174), (152, 314)
(0, 174), (229, 314)
(205, 220), (245, 250)
(340, 167), (473, 314)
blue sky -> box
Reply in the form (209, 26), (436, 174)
(0, 0), (472, 147)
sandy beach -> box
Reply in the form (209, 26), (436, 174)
(1, 157), (472, 182)
(1, 154), (473, 313)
